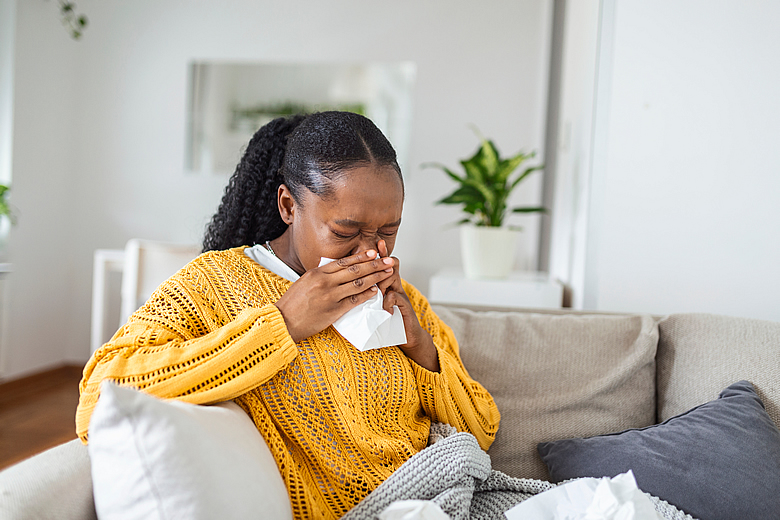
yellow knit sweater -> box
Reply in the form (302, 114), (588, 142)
(76, 247), (500, 519)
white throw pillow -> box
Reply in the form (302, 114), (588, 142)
(88, 381), (292, 520)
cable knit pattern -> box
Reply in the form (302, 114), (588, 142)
(342, 423), (697, 520)
(76, 247), (500, 520)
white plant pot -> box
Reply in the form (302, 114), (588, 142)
(460, 225), (519, 279)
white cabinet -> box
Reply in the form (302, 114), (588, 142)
(429, 269), (564, 310)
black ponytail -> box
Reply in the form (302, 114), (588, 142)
(202, 111), (403, 252)
(202, 115), (307, 252)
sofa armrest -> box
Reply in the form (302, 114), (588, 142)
(0, 439), (96, 520)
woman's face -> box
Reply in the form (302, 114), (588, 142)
(275, 163), (404, 275)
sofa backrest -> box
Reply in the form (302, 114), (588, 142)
(433, 305), (659, 481)
(657, 313), (780, 429)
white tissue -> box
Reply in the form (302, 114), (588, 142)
(504, 471), (663, 520)
(379, 500), (450, 520)
(319, 257), (407, 351)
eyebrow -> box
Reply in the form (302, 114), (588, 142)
(334, 218), (402, 228)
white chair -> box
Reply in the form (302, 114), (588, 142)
(119, 239), (202, 325)
(91, 239), (201, 354)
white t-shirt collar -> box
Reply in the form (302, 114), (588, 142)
(244, 243), (301, 283)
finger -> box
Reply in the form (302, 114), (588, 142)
(315, 253), (390, 289)
(330, 257), (394, 287)
(338, 285), (380, 312)
(378, 239), (389, 259)
(378, 256), (402, 293)
(383, 289), (412, 316)
(375, 240), (396, 289)
(383, 289), (397, 313)
(319, 249), (379, 273)
(335, 268), (394, 301)
(377, 267), (397, 293)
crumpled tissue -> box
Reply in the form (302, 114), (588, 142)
(379, 500), (450, 520)
(504, 471), (664, 520)
(319, 257), (407, 351)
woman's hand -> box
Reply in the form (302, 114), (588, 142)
(274, 249), (394, 343)
(377, 240), (440, 372)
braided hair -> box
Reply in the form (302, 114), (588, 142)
(202, 111), (403, 252)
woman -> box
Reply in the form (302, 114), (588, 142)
(76, 111), (500, 519)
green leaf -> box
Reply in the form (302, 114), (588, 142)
(437, 185), (482, 205)
(458, 179), (487, 196)
(478, 139), (500, 180)
(461, 139), (500, 184)
(511, 206), (547, 213)
(56, 1), (89, 41)
(496, 150), (532, 185)
(462, 201), (480, 215)
(467, 125), (499, 178)
(0, 185), (15, 224)
(460, 157), (486, 184)
(453, 170), (495, 210)
(509, 164), (544, 190)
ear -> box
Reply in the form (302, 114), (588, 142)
(277, 184), (296, 225)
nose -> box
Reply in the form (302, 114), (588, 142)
(352, 234), (379, 256)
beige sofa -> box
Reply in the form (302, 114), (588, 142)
(1, 306), (778, 519)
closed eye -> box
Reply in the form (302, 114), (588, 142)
(333, 231), (359, 240)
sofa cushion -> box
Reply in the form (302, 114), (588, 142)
(88, 381), (293, 520)
(537, 380), (780, 520)
(433, 305), (658, 481)
(0, 439), (96, 520)
(657, 313), (780, 429)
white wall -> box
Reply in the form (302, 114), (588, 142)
(0, 0), (16, 377)
(0, 0), (14, 187)
(3, 0), (81, 378)
(3, 0), (552, 378)
(581, 1), (780, 321)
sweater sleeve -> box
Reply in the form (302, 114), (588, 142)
(401, 281), (500, 451)
(75, 260), (298, 442)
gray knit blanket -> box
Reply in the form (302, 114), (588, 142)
(342, 424), (697, 520)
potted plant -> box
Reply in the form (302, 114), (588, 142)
(424, 132), (544, 279)
(0, 184), (14, 255)
(0, 184), (12, 221)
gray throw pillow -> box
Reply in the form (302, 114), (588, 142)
(537, 381), (780, 520)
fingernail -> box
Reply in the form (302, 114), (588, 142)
(367, 250), (376, 258)
(370, 286), (378, 291)
(382, 258), (393, 265)
(385, 268), (393, 272)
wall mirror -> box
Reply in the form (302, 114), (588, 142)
(186, 61), (416, 175)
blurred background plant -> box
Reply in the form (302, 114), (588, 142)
(0, 184), (15, 225)
(55, 0), (88, 40)
(424, 128), (545, 228)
